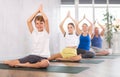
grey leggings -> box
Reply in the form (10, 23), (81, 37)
(77, 49), (95, 58)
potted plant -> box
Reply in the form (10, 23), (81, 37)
(103, 10), (116, 48)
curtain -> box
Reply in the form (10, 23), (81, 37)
(112, 32), (120, 53)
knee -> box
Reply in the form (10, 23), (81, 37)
(44, 60), (50, 67)
(76, 55), (82, 61)
(71, 55), (82, 61)
(39, 60), (49, 68)
(82, 52), (95, 58)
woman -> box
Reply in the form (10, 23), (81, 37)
(76, 15), (95, 58)
(48, 11), (81, 62)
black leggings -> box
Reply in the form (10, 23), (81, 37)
(77, 49), (95, 58)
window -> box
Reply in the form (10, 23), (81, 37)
(109, 0), (120, 4)
(60, 5), (75, 31)
(60, 0), (120, 27)
(95, 7), (106, 24)
(95, 0), (107, 4)
(79, 0), (92, 4)
(61, 0), (74, 5)
(78, 5), (93, 27)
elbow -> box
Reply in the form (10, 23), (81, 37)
(44, 18), (48, 23)
(27, 19), (32, 24)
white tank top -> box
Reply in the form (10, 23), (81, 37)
(64, 32), (79, 47)
(30, 30), (50, 58)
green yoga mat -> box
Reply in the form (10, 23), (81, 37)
(0, 64), (89, 74)
(94, 55), (120, 59)
(109, 54), (120, 56)
(51, 59), (104, 64)
(80, 59), (104, 64)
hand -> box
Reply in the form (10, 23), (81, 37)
(67, 11), (70, 18)
(39, 4), (43, 13)
(83, 14), (86, 19)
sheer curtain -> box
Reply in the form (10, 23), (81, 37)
(0, 0), (60, 61)
(112, 32), (120, 53)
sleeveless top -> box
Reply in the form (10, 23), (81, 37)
(91, 34), (102, 48)
(78, 33), (91, 51)
(64, 32), (78, 47)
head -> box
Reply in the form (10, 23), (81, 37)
(34, 15), (45, 32)
(67, 23), (75, 34)
(94, 27), (99, 34)
(82, 23), (88, 32)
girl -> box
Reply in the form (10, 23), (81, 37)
(48, 11), (81, 62)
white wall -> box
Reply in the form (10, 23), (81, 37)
(0, 0), (60, 61)
(0, 0), (119, 61)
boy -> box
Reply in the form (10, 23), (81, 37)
(4, 5), (50, 68)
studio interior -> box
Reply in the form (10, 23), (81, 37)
(0, 0), (120, 77)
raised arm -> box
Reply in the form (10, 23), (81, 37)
(91, 20), (96, 39)
(59, 12), (69, 35)
(39, 5), (49, 33)
(76, 15), (85, 35)
(85, 17), (93, 36)
(27, 8), (39, 33)
(98, 22), (105, 36)
(69, 14), (77, 28)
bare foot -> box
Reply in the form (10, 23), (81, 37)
(3, 61), (16, 67)
(3, 60), (10, 64)
(55, 58), (63, 61)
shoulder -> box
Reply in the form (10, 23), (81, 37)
(99, 34), (103, 39)
(43, 29), (50, 36)
(87, 33), (91, 38)
(31, 30), (37, 35)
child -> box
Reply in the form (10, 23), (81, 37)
(48, 11), (81, 62)
(4, 5), (50, 68)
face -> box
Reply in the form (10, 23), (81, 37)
(35, 20), (44, 32)
(82, 24), (88, 32)
(94, 27), (99, 34)
(67, 25), (74, 34)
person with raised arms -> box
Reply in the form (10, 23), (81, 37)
(48, 11), (82, 62)
(4, 5), (50, 68)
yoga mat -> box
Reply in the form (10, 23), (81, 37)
(50, 59), (104, 64)
(109, 54), (120, 56)
(80, 59), (104, 64)
(94, 55), (120, 59)
(0, 64), (89, 74)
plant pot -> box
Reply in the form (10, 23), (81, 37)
(107, 48), (113, 55)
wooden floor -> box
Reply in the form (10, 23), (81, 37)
(0, 56), (120, 77)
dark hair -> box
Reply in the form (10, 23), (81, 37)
(34, 15), (45, 23)
(68, 22), (75, 28)
(83, 23), (88, 26)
